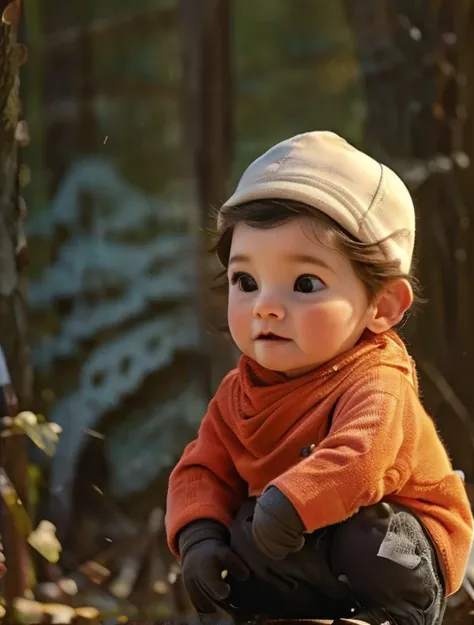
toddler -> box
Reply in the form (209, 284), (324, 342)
(165, 132), (473, 625)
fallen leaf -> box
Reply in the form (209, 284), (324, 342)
(28, 520), (62, 563)
(74, 606), (100, 621)
(1, 1), (20, 26)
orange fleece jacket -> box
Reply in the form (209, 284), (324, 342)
(165, 330), (473, 596)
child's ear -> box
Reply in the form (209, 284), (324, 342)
(367, 279), (414, 334)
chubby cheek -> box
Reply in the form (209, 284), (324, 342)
(297, 300), (362, 352)
(227, 297), (252, 350)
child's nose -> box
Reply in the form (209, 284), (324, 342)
(253, 294), (285, 320)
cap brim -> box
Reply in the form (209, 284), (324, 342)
(221, 180), (362, 240)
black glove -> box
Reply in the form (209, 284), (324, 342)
(179, 519), (249, 623)
(252, 486), (306, 560)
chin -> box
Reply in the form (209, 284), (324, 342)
(252, 354), (286, 371)
(260, 362), (289, 373)
(254, 355), (315, 376)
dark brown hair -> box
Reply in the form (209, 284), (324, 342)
(213, 198), (422, 305)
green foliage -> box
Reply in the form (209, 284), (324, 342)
(0, 412), (63, 564)
(232, 0), (365, 177)
(1, 412), (61, 456)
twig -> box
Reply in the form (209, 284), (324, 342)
(417, 360), (474, 455)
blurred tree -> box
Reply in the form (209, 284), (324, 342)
(0, 0), (33, 603)
(344, 0), (474, 479)
(25, 1), (208, 553)
(179, 0), (235, 389)
(233, 0), (365, 176)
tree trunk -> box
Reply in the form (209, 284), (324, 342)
(178, 0), (235, 393)
(0, 0), (32, 603)
(344, 0), (474, 477)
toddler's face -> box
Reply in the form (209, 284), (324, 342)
(227, 217), (375, 377)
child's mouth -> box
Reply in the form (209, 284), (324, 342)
(256, 333), (290, 341)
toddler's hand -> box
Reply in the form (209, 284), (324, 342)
(179, 520), (249, 624)
(252, 486), (305, 559)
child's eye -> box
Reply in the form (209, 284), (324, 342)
(294, 274), (325, 293)
(231, 272), (258, 292)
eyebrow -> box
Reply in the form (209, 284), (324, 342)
(228, 253), (333, 272)
(287, 254), (333, 271)
(228, 254), (250, 266)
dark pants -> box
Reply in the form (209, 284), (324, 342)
(224, 499), (445, 625)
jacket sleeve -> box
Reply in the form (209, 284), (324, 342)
(165, 397), (247, 557)
(270, 370), (421, 532)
